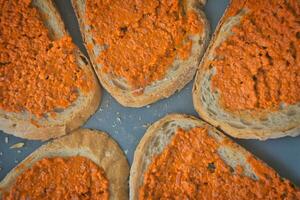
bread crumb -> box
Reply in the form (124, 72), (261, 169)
(14, 160), (18, 164)
(142, 123), (151, 128)
(4, 137), (8, 144)
(17, 150), (22, 154)
(124, 150), (128, 155)
(116, 117), (121, 122)
(10, 142), (25, 149)
(146, 105), (151, 108)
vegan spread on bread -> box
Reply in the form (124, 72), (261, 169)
(193, 0), (300, 139)
(2, 156), (109, 199)
(0, 129), (129, 200)
(131, 114), (300, 200)
(0, 0), (92, 117)
(72, 0), (209, 106)
(86, 0), (203, 90)
(211, 0), (300, 112)
(139, 127), (300, 199)
(0, 0), (101, 140)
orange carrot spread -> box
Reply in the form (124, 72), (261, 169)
(212, 0), (300, 112)
(140, 127), (300, 199)
(0, 0), (92, 117)
(2, 156), (109, 200)
(86, 0), (203, 90)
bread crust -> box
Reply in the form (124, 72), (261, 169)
(0, 0), (101, 140)
(0, 129), (129, 200)
(71, 0), (210, 107)
(130, 114), (299, 199)
(192, 1), (300, 140)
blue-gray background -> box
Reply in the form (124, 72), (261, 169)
(0, 0), (299, 186)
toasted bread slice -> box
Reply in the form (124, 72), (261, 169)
(0, 0), (101, 140)
(130, 114), (300, 199)
(71, 0), (210, 107)
(193, 0), (300, 140)
(0, 129), (129, 200)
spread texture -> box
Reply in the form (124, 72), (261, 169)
(139, 127), (300, 199)
(0, 0), (92, 117)
(211, 0), (300, 112)
(2, 156), (109, 199)
(86, 0), (203, 90)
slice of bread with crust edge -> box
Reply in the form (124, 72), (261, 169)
(71, 0), (210, 107)
(0, 129), (129, 200)
(130, 114), (299, 199)
(192, 1), (300, 140)
(0, 0), (101, 140)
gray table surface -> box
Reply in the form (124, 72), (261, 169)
(0, 0), (299, 187)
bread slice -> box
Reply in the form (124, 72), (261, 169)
(130, 114), (300, 199)
(71, 0), (210, 107)
(0, 0), (101, 140)
(192, 1), (300, 140)
(0, 129), (129, 200)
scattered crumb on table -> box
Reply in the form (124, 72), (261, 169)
(10, 142), (25, 149)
